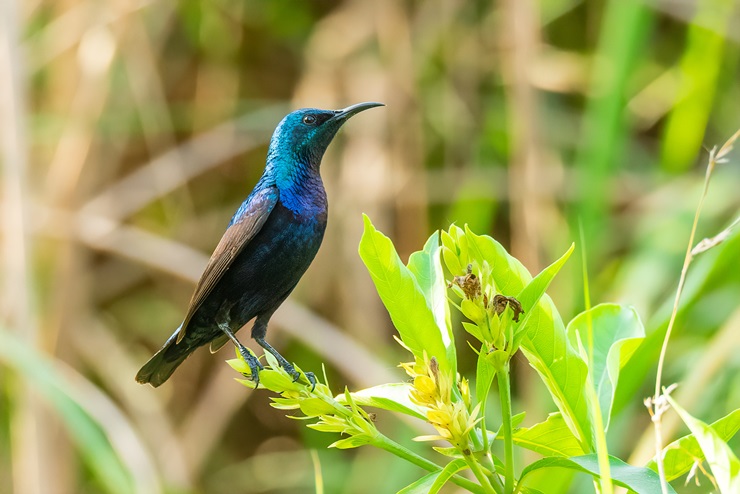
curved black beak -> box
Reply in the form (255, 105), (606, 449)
(332, 101), (384, 121)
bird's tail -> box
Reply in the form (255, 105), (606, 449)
(136, 330), (194, 387)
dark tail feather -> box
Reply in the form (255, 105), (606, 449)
(136, 333), (194, 387)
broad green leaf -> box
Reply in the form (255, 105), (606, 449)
(0, 329), (134, 494)
(647, 408), (740, 481)
(359, 215), (454, 373)
(519, 454), (676, 494)
(464, 227), (592, 452)
(513, 243), (575, 351)
(429, 459), (469, 494)
(397, 471), (440, 494)
(407, 231), (457, 373)
(339, 383), (427, 420)
(512, 412), (584, 457)
(515, 244), (575, 317)
(566, 304), (644, 430)
(492, 412), (527, 441)
(666, 395), (740, 493)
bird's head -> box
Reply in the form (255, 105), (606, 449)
(266, 102), (383, 184)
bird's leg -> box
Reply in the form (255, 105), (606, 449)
(216, 305), (263, 385)
(252, 315), (316, 391)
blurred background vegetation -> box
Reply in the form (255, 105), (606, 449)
(1, 0), (739, 492)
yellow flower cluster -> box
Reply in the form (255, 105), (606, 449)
(402, 354), (481, 455)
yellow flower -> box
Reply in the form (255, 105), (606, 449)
(414, 375), (437, 397)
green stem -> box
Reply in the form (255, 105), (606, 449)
(498, 363), (515, 494)
(372, 433), (488, 494)
(477, 345), (495, 456)
(586, 370), (614, 494)
(464, 453), (500, 494)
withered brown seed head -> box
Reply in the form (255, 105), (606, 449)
(429, 356), (440, 380)
(450, 264), (481, 300)
(493, 294), (525, 322)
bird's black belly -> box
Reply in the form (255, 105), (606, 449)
(188, 202), (326, 343)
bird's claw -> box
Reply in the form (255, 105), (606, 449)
(304, 372), (317, 392)
(283, 362), (317, 392)
(238, 346), (263, 387)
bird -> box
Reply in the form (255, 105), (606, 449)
(136, 102), (384, 388)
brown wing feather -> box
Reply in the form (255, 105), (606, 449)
(176, 186), (278, 343)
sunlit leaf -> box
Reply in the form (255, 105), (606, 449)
(519, 454), (676, 494)
(475, 347), (496, 411)
(429, 458), (469, 494)
(339, 383), (427, 420)
(666, 396), (740, 493)
(566, 304), (644, 430)
(464, 227), (592, 452)
(328, 435), (372, 449)
(397, 471), (440, 494)
(298, 398), (338, 417)
(359, 215), (455, 374)
(513, 243), (575, 351)
(512, 412), (584, 457)
(407, 230), (457, 373)
(647, 408), (740, 482)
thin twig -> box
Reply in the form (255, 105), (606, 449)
(651, 129), (740, 493)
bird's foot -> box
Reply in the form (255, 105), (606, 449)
(237, 345), (264, 386)
(281, 360), (317, 392)
(302, 372), (317, 392)
(255, 337), (316, 391)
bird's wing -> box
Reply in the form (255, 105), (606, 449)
(177, 186), (278, 343)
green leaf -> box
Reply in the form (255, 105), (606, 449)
(475, 346), (496, 411)
(513, 243), (575, 350)
(511, 412), (527, 428)
(429, 459), (469, 494)
(519, 454), (676, 494)
(359, 215), (454, 374)
(566, 304), (644, 430)
(515, 243), (575, 321)
(397, 471), (440, 494)
(329, 435), (372, 449)
(462, 321), (484, 341)
(464, 227), (593, 452)
(339, 383), (427, 420)
(666, 395), (740, 493)
(258, 368), (302, 393)
(298, 398), (338, 417)
(512, 412), (584, 457)
(407, 230), (457, 373)
(432, 446), (463, 458)
(519, 488), (546, 494)
(647, 408), (740, 481)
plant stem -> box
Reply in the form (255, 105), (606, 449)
(584, 370), (613, 494)
(498, 362), (515, 494)
(650, 137), (734, 494)
(371, 432), (489, 494)
(464, 453), (499, 494)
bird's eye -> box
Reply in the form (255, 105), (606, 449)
(302, 114), (317, 125)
